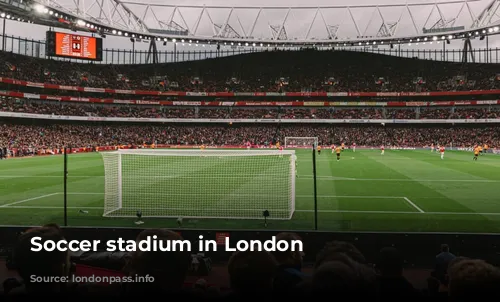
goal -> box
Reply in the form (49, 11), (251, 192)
(284, 137), (318, 148)
(100, 149), (296, 220)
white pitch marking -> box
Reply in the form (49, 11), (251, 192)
(298, 176), (499, 183)
(297, 195), (403, 199)
(1, 206), (103, 209)
(403, 197), (425, 213)
(0, 193), (59, 208)
(295, 210), (500, 216)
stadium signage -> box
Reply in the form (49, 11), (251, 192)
(59, 85), (78, 91)
(136, 100), (160, 105)
(3, 89), (500, 108)
(84, 87), (106, 93)
(186, 92), (207, 96)
(114, 90), (135, 94)
(4, 76), (500, 99)
(24, 93), (40, 99)
(26, 82), (45, 89)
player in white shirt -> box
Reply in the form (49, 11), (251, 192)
(246, 141), (251, 150)
(352, 143), (356, 152)
(431, 143), (435, 152)
(381, 145), (385, 155)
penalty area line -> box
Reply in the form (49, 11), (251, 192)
(0, 193), (59, 208)
(403, 197), (425, 213)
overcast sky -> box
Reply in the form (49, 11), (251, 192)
(0, 0), (498, 54)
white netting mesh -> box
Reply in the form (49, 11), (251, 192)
(284, 137), (318, 148)
(101, 149), (296, 220)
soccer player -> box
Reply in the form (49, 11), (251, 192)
(331, 144), (336, 154)
(431, 143), (434, 152)
(246, 141), (251, 150)
(478, 145), (483, 155)
(317, 145), (321, 155)
(279, 145), (284, 158)
(341, 143), (345, 151)
(439, 146), (445, 160)
(381, 145), (385, 155)
(484, 144), (489, 154)
(200, 144), (205, 156)
(335, 146), (342, 161)
(473, 146), (479, 161)
(276, 141), (280, 149)
(352, 143), (356, 152)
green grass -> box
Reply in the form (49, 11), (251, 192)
(1, 149), (500, 233)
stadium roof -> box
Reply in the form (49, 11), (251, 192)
(5, 0), (500, 46)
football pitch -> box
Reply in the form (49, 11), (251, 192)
(1, 149), (500, 233)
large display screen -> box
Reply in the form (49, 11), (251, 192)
(46, 31), (103, 61)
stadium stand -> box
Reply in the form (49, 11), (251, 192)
(2, 49), (500, 301)
(2, 50), (500, 92)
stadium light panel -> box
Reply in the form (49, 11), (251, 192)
(33, 4), (45, 13)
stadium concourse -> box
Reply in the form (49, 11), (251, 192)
(2, 49), (500, 300)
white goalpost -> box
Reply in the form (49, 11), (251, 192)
(284, 137), (319, 148)
(101, 149), (296, 220)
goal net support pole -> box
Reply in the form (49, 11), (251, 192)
(284, 137), (319, 148)
(101, 149), (296, 220)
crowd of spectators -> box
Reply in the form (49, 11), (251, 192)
(1, 122), (498, 151)
(3, 50), (500, 92)
(2, 225), (499, 300)
(3, 97), (500, 120)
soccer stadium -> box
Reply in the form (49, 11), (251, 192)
(2, 0), (500, 299)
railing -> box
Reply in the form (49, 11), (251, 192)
(2, 34), (500, 64)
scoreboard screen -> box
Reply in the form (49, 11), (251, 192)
(46, 31), (103, 61)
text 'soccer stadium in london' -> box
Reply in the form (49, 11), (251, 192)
(2, 0), (500, 299)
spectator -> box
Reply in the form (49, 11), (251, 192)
(316, 241), (367, 267)
(448, 259), (500, 301)
(312, 252), (377, 298)
(434, 244), (456, 283)
(271, 232), (308, 292)
(10, 226), (72, 295)
(375, 246), (422, 301)
(122, 229), (191, 294)
(227, 251), (277, 297)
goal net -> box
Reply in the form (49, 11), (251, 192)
(101, 149), (296, 220)
(284, 137), (319, 148)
